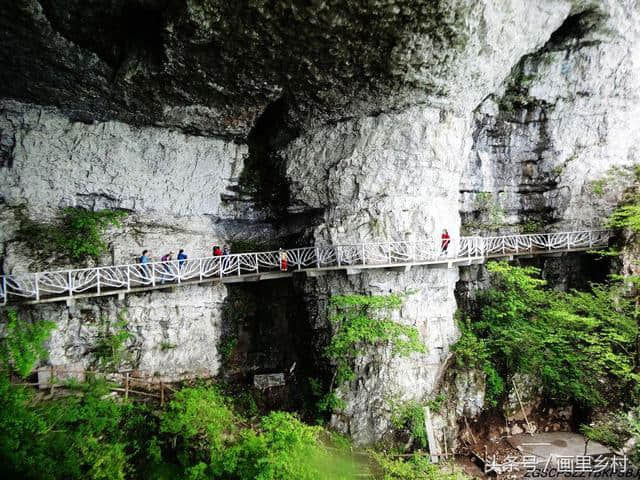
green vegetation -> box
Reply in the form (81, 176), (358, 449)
(1, 309), (56, 378)
(426, 393), (446, 414)
(581, 408), (640, 464)
(159, 341), (177, 351)
(1, 308), (465, 479)
(452, 262), (639, 409)
(327, 294), (425, 387)
(390, 400), (428, 449)
(16, 206), (127, 262)
(91, 311), (135, 372)
(218, 337), (237, 364)
(315, 294), (425, 415)
(606, 166), (640, 232)
(520, 220), (543, 234)
(589, 164), (640, 200)
(468, 192), (505, 231)
(371, 452), (467, 480)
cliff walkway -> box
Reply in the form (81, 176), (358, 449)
(0, 230), (609, 306)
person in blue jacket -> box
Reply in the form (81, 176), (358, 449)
(140, 250), (151, 279)
(177, 249), (188, 268)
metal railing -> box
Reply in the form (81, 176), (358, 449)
(0, 230), (609, 305)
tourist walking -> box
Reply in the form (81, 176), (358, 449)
(223, 245), (231, 256)
(279, 249), (288, 271)
(140, 250), (151, 280)
(177, 249), (188, 268)
(160, 251), (174, 283)
(441, 229), (451, 253)
(213, 245), (222, 256)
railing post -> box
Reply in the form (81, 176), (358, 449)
(219, 258), (223, 279)
(67, 271), (73, 297)
(124, 372), (129, 400)
(34, 273), (40, 301)
(362, 244), (366, 266)
(127, 266), (131, 292)
(237, 257), (241, 276)
(315, 247), (320, 268)
(298, 251), (302, 271)
(589, 231), (593, 248)
(255, 253), (259, 273)
(151, 264), (156, 287)
(96, 268), (101, 294)
(177, 261), (181, 284)
(388, 245), (392, 264)
(199, 258), (203, 281)
(337, 247), (341, 267)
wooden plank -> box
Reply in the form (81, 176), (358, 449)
(424, 406), (441, 463)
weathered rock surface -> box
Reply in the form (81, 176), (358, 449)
(16, 284), (226, 380)
(1, 0), (576, 136)
(284, 104), (469, 444)
(460, 1), (640, 233)
(0, 100), (246, 217)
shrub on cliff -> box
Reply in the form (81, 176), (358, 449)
(456, 262), (639, 409)
(16, 206), (127, 263)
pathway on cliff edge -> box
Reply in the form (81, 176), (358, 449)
(0, 230), (610, 306)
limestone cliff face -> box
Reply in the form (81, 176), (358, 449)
(460, 1), (640, 233)
(1, 0), (639, 447)
(0, 100), (244, 380)
(284, 106), (466, 443)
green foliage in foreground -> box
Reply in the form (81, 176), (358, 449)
(1, 309), (56, 378)
(16, 206), (127, 262)
(452, 262), (639, 409)
(91, 311), (135, 372)
(390, 400), (428, 449)
(315, 293), (426, 416)
(605, 164), (640, 233)
(0, 309), (470, 479)
(371, 452), (468, 480)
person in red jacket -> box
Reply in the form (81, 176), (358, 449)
(213, 245), (222, 256)
(279, 249), (288, 271)
(441, 229), (451, 253)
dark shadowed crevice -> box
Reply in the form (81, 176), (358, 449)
(229, 96), (324, 248)
(544, 9), (605, 51)
(219, 278), (320, 416)
(237, 97), (297, 218)
(39, 0), (168, 69)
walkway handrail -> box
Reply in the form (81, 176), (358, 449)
(0, 230), (610, 305)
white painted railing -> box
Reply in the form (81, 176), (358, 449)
(0, 230), (609, 305)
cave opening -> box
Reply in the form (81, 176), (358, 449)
(219, 278), (321, 417)
(238, 97), (297, 218)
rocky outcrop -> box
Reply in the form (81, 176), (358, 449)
(2, 0), (573, 136)
(460, 1), (640, 233)
(0, 99), (246, 380)
(283, 105), (468, 444)
(17, 284), (226, 380)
